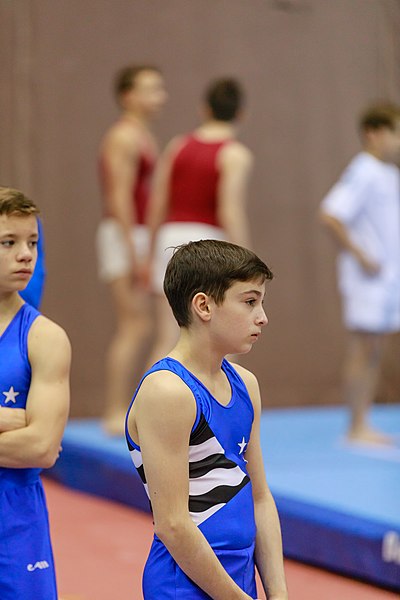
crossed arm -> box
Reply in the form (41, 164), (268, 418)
(0, 316), (71, 469)
(0, 407), (26, 433)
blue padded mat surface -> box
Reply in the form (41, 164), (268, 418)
(48, 405), (400, 590)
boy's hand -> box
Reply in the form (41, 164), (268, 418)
(354, 249), (380, 275)
(138, 258), (152, 291)
(359, 255), (380, 275)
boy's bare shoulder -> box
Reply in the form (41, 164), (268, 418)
(229, 362), (259, 393)
(220, 141), (254, 166)
(135, 370), (196, 429)
(100, 119), (141, 155)
(29, 315), (70, 347)
(28, 315), (71, 365)
(136, 368), (195, 412)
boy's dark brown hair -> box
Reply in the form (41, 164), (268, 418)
(205, 78), (244, 122)
(114, 64), (161, 100)
(0, 187), (39, 217)
(164, 239), (273, 327)
(359, 103), (400, 132)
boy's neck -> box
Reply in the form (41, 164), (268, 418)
(364, 148), (385, 162)
(194, 120), (236, 141)
(121, 110), (151, 129)
(169, 330), (226, 377)
(0, 292), (24, 323)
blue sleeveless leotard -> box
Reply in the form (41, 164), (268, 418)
(126, 357), (258, 599)
(0, 303), (57, 599)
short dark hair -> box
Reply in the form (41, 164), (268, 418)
(359, 103), (400, 132)
(205, 78), (244, 121)
(0, 186), (39, 217)
(164, 239), (273, 327)
(114, 64), (161, 99)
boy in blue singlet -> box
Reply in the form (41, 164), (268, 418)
(0, 187), (71, 600)
(126, 240), (288, 599)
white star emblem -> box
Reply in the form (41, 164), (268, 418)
(238, 437), (247, 455)
(2, 386), (20, 404)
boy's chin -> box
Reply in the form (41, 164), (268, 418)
(228, 346), (252, 356)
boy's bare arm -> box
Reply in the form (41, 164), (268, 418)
(133, 371), (256, 600)
(0, 316), (71, 468)
(319, 211), (380, 274)
(0, 408), (26, 433)
(145, 136), (185, 281)
(235, 365), (288, 600)
(101, 126), (140, 273)
(102, 126), (139, 227)
(217, 142), (253, 249)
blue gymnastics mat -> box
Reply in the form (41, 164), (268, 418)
(47, 405), (400, 591)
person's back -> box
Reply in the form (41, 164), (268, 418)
(166, 134), (232, 226)
(146, 78), (253, 365)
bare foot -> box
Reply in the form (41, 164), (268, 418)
(347, 427), (394, 446)
(102, 412), (126, 437)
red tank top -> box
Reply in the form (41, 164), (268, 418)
(166, 135), (230, 226)
(99, 145), (155, 225)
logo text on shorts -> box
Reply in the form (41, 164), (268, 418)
(382, 531), (400, 565)
(27, 561), (50, 572)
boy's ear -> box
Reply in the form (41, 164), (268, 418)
(192, 292), (212, 322)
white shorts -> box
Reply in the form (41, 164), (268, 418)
(342, 288), (400, 333)
(338, 256), (400, 333)
(96, 218), (149, 282)
(152, 222), (226, 294)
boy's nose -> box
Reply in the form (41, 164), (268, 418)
(258, 308), (268, 327)
(17, 244), (34, 262)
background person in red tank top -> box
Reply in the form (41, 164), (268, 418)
(145, 77), (254, 364)
(96, 65), (167, 435)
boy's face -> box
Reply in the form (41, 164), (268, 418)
(0, 213), (38, 295)
(366, 122), (400, 163)
(209, 278), (268, 355)
(124, 70), (167, 116)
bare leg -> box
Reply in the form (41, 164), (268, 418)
(343, 331), (391, 444)
(146, 293), (179, 368)
(103, 276), (152, 435)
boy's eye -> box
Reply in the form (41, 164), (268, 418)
(29, 240), (38, 248)
(246, 299), (256, 306)
(1, 240), (14, 247)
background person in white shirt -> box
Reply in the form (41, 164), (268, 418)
(319, 103), (400, 444)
